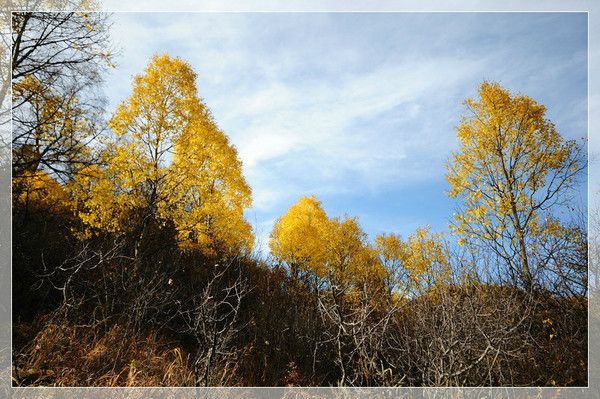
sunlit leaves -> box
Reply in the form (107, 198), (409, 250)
(170, 117), (253, 255)
(325, 215), (376, 286)
(270, 196), (384, 287)
(446, 82), (582, 288)
(269, 196), (330, 278)
(14, 170), (70, 215)
(12, 75), (95, 177)
(72, 54), (253, 256)
(375, 227), (450, 296)
(271, 196), (446, 297)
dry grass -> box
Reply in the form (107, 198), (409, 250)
(13, 322), (196, 387)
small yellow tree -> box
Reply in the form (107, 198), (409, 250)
(375, 227), (450, 296)
(401, 227), (450, 294)
(446, 82), (581, 290)
(324, 216), (374, 288)
(269, 195), (329, 279)
(270, 196), (386, 292)
(374, 232), (405, 294)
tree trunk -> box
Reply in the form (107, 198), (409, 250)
(515, 226), (532, 291)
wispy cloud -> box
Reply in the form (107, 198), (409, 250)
(218, 55), (488, 195)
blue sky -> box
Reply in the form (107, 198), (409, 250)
(105, 12), (588, 254)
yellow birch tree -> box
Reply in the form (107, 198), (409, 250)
(446, 82), (582, 290)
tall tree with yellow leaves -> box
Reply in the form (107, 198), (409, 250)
(446, 82), (582, 291)
(72, 54), (253, 259)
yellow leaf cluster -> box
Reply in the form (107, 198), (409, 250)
(13, 76), (94, 173)
(375, 227), (450, 295)
(270, 196), (448, 296)
(14, 170), (70, 215)
(269, 196), (330, 277)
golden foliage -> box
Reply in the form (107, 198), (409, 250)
(269, 196), (330, 277)
(71, 54), (253, 255)
(13, 75), (94, 174)
(325, 215), (381, 286)
(375, 227), (450, 296)
(446, 82), (580, 279)
(270, 196), (386, 285)
(13, 170), (70, 215)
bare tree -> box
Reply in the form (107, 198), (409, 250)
(11, 11), (114, 180)
(173, 258), (249, 386)
(316, 280), (398, 386)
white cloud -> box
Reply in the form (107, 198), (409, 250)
(218, 56), (485, 211)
